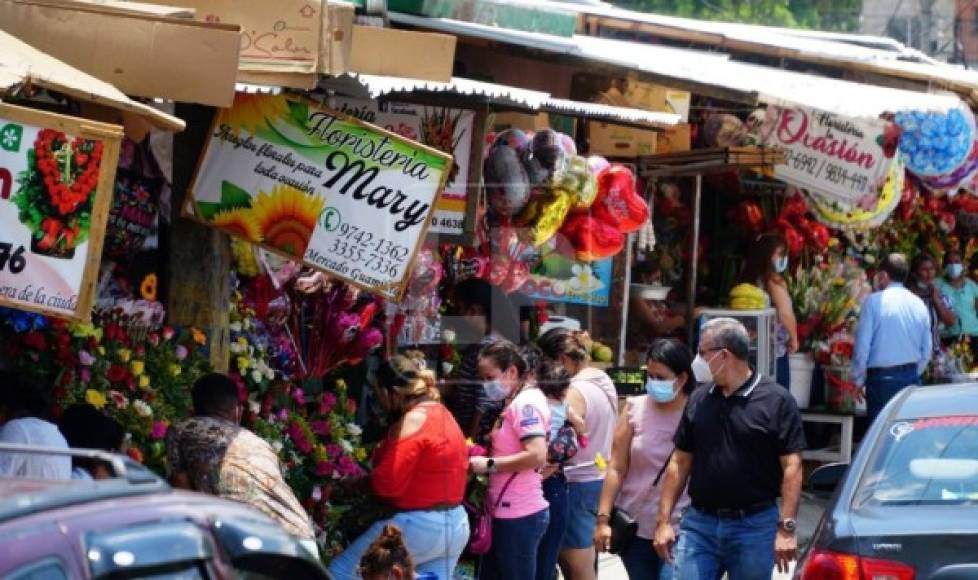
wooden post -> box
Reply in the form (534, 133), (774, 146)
(166, 103), (230, 372)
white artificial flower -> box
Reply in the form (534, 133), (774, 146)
(248, 399), (261, 415)
(133, 400), (153, 418)
(272, 440), (284, 453)
(264, 368), (275, 380)
(442, 329), (456, 343)
(346, 423), (363, 437)
(229, 342), (244, 354)
(251, 370), (264, 383)
(339, 439), (354, 454)
(229, 322), (243, 333)
(442, 362), (454, 375)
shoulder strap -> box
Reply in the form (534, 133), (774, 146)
(493, 473), (519, 509)
(653, 448), (674, 487)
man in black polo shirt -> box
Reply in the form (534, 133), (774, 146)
(653, 318), (805, 579)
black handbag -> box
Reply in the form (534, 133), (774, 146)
(607, 448), (675, 555)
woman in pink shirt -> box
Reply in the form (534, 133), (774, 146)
(538, 328), (618, 580)
(469, 341), (550, 580)
(593, 339), (693, 579)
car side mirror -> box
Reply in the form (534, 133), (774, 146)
(807, 462), (848, 498)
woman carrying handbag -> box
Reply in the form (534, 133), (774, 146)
(593, 339), (694, 579)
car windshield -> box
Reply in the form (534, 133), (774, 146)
(855, 416), (978, 507)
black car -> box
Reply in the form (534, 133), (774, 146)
(796, 384), (978, 580)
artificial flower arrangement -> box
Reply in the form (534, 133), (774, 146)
(0, 306), (212, 474)
(787, 254), (869, 352)
(814, 329), (864, 413)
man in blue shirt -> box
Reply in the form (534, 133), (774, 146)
(852, 253), (932, 425)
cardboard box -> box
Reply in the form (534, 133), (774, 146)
(492, 112), (551, 133)
(587, 122), (657, 157)
(350, 25), (456, 82)
(655, 124), (692, 154)
(153, 0), (354, 83)
(0, 0), (241, 107)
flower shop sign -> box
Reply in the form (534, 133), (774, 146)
(752, 105), (896, 206)
(0, 103), (122, 321)
(188, 93), (452, 301)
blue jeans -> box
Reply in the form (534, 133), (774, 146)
(535, 474), (568, 580)
(865, 366), (918, 426)
(673, 506), (778, 580)
(620, 536), (674, 580)
(562, 480), (604, 549)
(480, 508), (550, 580)
(328, 506), (469, 580)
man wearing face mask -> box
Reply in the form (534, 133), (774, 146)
(653, 318), (805, 580)
(938, 250), (978, 354)
(852, 253), (931, 425)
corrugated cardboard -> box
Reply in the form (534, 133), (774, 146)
(587, 123), (657, 157)
(0, 0), (240, 107)
(152, 0), (354, 84)
(350, 25), (456, 82)
(655, 124), (692, 154)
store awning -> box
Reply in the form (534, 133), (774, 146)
(0, 30), (184, 132)
(391, 12), (963, 119)
(322, 73), (680, 128)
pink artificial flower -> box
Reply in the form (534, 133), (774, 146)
(109, 390), (129, 409)
(310, 420), (331, 437)
(78, 350), (96, 367)
(80, 368), (92, 384)
(277, 408), (289, 422)
(325, 443), (342, 458)
(319, 392), (337, 415)
(337, 455), (364, 478)
(315, 460), (336, 478)
(151, 420), (168, 440)
(147, 333), (161, 347)
(286, 422), (313, 455)
(292, 388), (306, 405)
(162, 326), (175, 341)
(175, 345), (188, 360)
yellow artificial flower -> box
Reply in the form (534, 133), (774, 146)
(169, 364), (182, 377)
(354, 448), (368, 462)
(85, 389), (107, 410)
(117, 349), (132, 363)
(139, 375), (151, 389)
(97, 346), (106, 356)
(131, 360), (145, 377)
(191, 328), (207, 346)
(237, 356), (250, 371)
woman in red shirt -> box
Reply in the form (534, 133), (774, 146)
(329, 355), (470, 580)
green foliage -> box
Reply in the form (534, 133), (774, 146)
(608, 0), (862, 32)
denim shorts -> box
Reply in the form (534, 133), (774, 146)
(562, 479), (604, 550)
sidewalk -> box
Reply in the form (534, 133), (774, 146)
(597, 492), (826, 579)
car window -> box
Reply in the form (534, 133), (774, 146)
(8, 558), (68, 580)
(855, 416), (978, 506)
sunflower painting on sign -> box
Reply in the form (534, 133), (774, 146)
(188, 93), (452, 301)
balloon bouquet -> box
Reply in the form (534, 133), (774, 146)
(478, 127), (650, 294)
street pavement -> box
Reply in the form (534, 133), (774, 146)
(595, 492), (827, 579)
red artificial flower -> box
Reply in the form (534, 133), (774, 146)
(106, 364), (130, 384)
(780, 193), (809, 220)
(22, 331), (47, 351)
(127, 447), (144, 464)
(733, 200), (766, 236)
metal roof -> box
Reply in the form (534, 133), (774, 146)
(0, 30), (184, 132)
(391, 12), (963, 119)
(326, 73), (679, 127)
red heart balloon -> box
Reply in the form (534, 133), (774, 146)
(592, 165), (649, 234)
(559, 213), (625, 261)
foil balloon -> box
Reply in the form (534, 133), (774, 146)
(559, 213), (625, 261)
(517, 188), (575, 246)
(558, 133), (577, 157)
(485, 145), (531, 217)
(492, 128), (531, 151)
(525, 129), (569, 185)
(593, 165), (649, 234)
(408, 247), (443, 297)
(553, 155), (598, 211)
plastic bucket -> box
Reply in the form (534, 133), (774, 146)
(788, 353), (815, 409)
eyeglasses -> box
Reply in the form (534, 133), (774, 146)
(698, 347), (722, 357)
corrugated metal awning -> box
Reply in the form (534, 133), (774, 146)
(0, 30), (184, 132)
(325, 73), (679, 128)
(391, 12), (964, 119)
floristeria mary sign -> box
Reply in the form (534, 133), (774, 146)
(0, 103), (121, 321)
(752, 105), (898, 207)
(189, 94), (452, 300)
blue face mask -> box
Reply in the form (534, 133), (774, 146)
(774, 255), (789, 273)
(947, 263), (964, 279)
(484, 380), (510, 402)
(645, 378), (678, 403)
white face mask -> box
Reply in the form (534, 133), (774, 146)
(691, 354), (713, 384)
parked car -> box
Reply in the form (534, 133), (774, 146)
(0, 443), (330, 579)
(796, 383), (978, 579)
